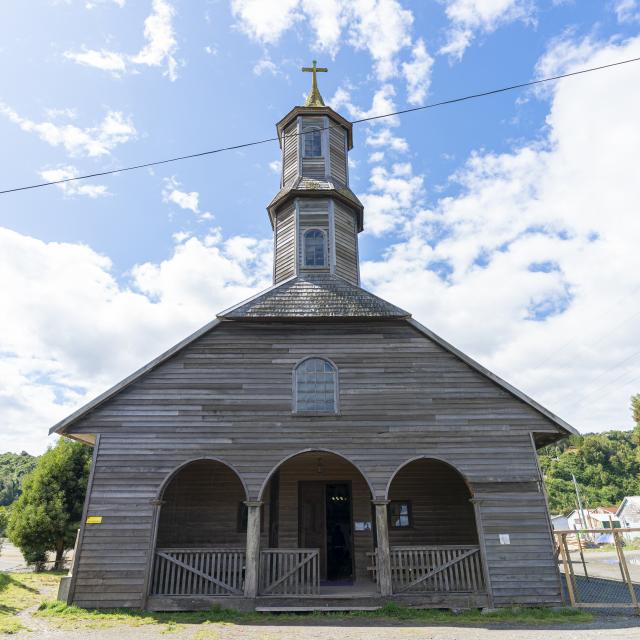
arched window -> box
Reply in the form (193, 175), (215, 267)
(303, 229), (327, 267)
(303, 127), (322, 157)
(294, 357), (338, 413)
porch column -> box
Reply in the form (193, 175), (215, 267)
(244, 500), (262, 598)
(373, 499), (393, 596)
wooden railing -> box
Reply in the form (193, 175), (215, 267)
(259, 548), (320, 595)
(151, 548), (245, 596)
(373, 545), (484, 594)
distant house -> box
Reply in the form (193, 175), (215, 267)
(616, 496), (640, 539)
(550, 515), (569, 530)
(566, 507), (620, 531)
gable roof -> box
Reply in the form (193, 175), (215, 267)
(406, 318), (577, 442)
(50, 280), (576, 442)
(217, 273), (410, 320)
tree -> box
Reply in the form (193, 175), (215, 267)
(7, 439), (91, 570)
(0, 451), (37, 506)
(538, 429), (640, 514)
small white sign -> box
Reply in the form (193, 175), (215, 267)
(355, 521), (372, 531)
(499, 534), (511, 545)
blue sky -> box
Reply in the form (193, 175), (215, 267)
(1, 0), (640, 453)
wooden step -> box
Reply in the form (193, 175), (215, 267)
(255, 606), (382, 612)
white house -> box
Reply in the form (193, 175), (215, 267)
(616, 496), (640, 539)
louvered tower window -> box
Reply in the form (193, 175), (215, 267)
(294, 357), (338, 413)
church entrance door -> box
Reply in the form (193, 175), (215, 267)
(298, 481), (354, 583)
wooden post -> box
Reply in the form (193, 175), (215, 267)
(471, 498), (495, 608)
(558, 533), (576, 607)
(613, 529), (639, 614)
(372, 499), (393, 596)
(244, 500), (262, 598)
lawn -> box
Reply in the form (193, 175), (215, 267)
(0, 571), (593, 635)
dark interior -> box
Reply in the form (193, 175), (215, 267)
(325, 482), (353, 582)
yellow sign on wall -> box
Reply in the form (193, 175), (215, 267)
(86, 516), (102, 524)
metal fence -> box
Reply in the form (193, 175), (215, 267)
(555, 527), (640, 614)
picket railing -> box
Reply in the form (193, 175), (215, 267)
(259, 548), (320, 595)
(151, 548), (245, 596)
(372, 545), (484, 594)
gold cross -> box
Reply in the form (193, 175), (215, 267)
(301, 59), (328, 107)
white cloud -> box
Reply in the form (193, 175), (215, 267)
(269, 159), (282, 174)
(0, 226), (271, 454)
(0, 103), (136, 157)
(360, 162), (423, 235)
(347, 0), (414, 81)
(65, 0), (178, 80)
(231, 0), (302, 44)
(64, 48), (126, 71)
(401, 38), (434, 105)
(39, 166), (109, 198)
(301, 0), (347, 56)
(253, 58), (279, 76)
(363, 35), (640, 433)
(614, 0), (640, 23)
(232, 0), (416, 82)
(162, 177), (214, 221)
(440, 0), (536, 60)
(366, 128), (409, 153)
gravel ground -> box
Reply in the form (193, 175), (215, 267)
(12, 610), (640, 640)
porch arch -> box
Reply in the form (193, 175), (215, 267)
(384, 455), (473, 500)
(148, 458), (250, 599)
(258, 449), (376, 586)
(156, 456), (249, 502)
(258, 447), (375, 501)
(385, 455), (479, 547)
(382, 456), (486, 595)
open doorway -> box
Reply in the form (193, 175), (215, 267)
(299, 481), (354, 583)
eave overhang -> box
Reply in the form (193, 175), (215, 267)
(276, 105), (353, 150)
(267, 185), (364, 232)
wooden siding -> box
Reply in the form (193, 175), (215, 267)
(282, 120), (298, 187)
(274, 202), (296, 283)
(298, 199), (329, 272)
(329, 126), (347, 185)
(334, 202), (359, 284)
(301, 117), (326, 180)
(388, 458), (477, 547)
(69, 319), (562, 608)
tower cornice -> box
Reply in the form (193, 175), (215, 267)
(276, 106), (353, 150)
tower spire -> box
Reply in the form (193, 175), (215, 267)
(301, 59), (328, 107)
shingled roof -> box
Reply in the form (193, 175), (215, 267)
(267, 178), (364, 231)
(218, 273), (410, 320)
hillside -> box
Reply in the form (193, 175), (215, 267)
(538, 428), (640, 514)
(0, 452), (38, 507)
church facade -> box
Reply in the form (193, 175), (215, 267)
(52, 69), (575, 611)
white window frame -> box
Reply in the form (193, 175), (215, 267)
(302, 228), (328, 269)
(292, 356), (339, 415)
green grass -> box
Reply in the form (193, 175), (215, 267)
(1, 571), (593, 634)
(35, 599), (593, 629)
(0, 571), (65, 634)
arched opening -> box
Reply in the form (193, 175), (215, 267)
(385, 458), (485, 594)
(302, 228), (327, 267)
(260, 450), (376, 594)
(150, 459), (249, 598)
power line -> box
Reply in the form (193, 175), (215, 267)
(1, 55), (639, 196)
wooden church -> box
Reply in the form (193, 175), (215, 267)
(52, 64), (576, 611)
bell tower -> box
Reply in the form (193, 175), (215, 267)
(268, 61), (364, 286)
